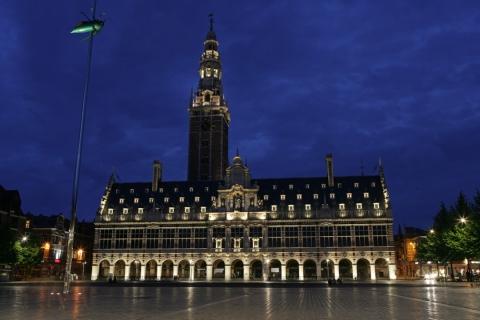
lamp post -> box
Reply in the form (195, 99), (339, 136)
(63, 0), (104, 294)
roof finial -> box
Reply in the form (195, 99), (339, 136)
(208, 13), (214, 32)
(236, 147), (239, 157)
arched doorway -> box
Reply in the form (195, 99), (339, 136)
(145, 260), (157, 280)
(286, 259), (299, 280)
(231, 260), (244, 279)
(339, 259), (353, 279)
(213, 260), (225, 279)
(114, 260), (125, 280)
(375, 258), (389, 279)
(357, 259), (370, 280)
(304, 260), (317, 280)
(320, 260), (334, 279)
(178, 260), (190, 280)
(250, 260), (263, 280)
(99, 260), (110, 280)
(130, 260), (141, 280)
(269, 259), (281, 280)
(162, 260), (174, 279)
(194, 260), (207, 280)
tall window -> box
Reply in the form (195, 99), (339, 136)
(337, 226), (351, 247)
(267, 227), (282, 247)
(115, 229), (128, 249)
(146, 229), (159, 249)
(372, 225), (388, 246)
(355, 226), (369, 247)
(302, 226), (316, 247)
(193, 228), (208, 248)
(319, 226), (334, 247)
(212, 227), (225, 238)
(130, 229), (144, 249)
(249, 226), (263, 248)
(284, 227), (299, 247)
(99, 229), (113, 249)
(178, 228), (191, 249)
(162, 228), (175, 249)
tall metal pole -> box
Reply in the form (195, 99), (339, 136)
(63, 0), (98, 294)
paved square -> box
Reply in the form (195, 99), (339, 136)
(0, 284), (479, 320)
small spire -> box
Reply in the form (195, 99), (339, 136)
(209, 13), (214, 31)
(236, 147), (239, 157)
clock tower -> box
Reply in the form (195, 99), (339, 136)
(187, 16), (230, 181)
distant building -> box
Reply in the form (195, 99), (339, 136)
(0, 185), (26, 235)
(394, 226), (426, 279)
(91, 19), (396, 282)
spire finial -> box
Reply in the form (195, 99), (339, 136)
(208, 13), (214, 31)
(236, 147), (239, 157)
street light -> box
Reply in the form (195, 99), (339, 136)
(429, 229), (434, 234)
(459, 217), (467, 224)
(21, 236), (28, 242)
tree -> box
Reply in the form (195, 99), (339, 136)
(13, 236), (42, 279)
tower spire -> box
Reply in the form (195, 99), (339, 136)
(209, 13), (214, 32)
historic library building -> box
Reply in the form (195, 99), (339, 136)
(91, 20), (396, 282)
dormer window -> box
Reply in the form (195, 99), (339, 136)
(356, 203), (363, 210)
(164, 197), (169, 203)
(168, 207), (175, 214)
(201, 206), (206, 213)
(272, 185), (277, 190)
(321, 184), (326, 189)
(205, 187), (209, 192)
(123, 208), (128, 214)
(329, 193), (335, 199)
(189, 187), (194, 192)
(130, 189), (134, 194)
(174, 188), (178, 193)
(138, 208), (144, 214)
(134, 198), (139, 204)
(305, 204), (311, 211)
(211, 196), (216, 202)
(263, 195), (269, 201)
(271, 205), (277, 212)
(371, 182), (376, 188)
(305, 184), (310, 189)
(159, 188), (163, 193)
(296, 194), (302, 200)
(313, 194), (319, 199)
(184, 207), (190, 214)
(339, 203), (345, 210)
(347, 193), (352, 199)
(108, 208), (113, 214)
(149, 197), (154, 204)
(337, 183), (342, 188)
(288, 205), (294, 211)
(179, 197), (185, 203)
(195, 196), (200, 203)
(115, 189), (120, 194)
(145, 188), (149, 193)
(373, 203), (380, 209)
(354, 183), (359, 188)
(280, 194), (286, 200)
(289, 184), (293, 190)
(363, 192), (369, 199)
(119, 198), (124, 204)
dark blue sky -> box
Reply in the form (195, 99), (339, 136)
(1, 1), (479, 228)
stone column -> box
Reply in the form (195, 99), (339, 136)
(316, 262), (322, 280)
(173, 264), (179, 278)
(263, 260), (269, 281)
(243, 264), (250, 281)
(156, 265), (162, 281)
(225, 264), (231, 281)
(389, 264), (397, 280)
(281, 264), (286, 280)
(140, 265), (146, 281)
(334, 263), (340, 280)
(206, 264), (213, 281)
(109, 265), (114, 277)
(91, 265), (99, 281)
(125, 265), (130, 281)
(352, 264), (358, 280)
(299, 264), (304, 281)
(189, 264), (195, 281)
(370, 264), (376, 280)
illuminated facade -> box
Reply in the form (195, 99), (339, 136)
(91, 19), (396, 282)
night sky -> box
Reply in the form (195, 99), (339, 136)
(1, 1), (479, 229)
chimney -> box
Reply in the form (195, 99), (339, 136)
(152, 160), (162, 192)
(325, 153), (334, 187)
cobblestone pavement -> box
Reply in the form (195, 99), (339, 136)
(0, 284), (479, 320)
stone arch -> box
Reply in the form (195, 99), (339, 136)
(178, 260), (190, 280)
(98, 260), (110, 280)
(114, 260), (126, 280)
(145, 260), (157, 280)
(162, 260), (174, 279)
(213, 259), (225, 279)
(269, 259), (282, 280)
(375, 258), (389, 279)
(339, 258), (353, 279)
(231, 259), (244, 279)
(357, 259), (370, 280)
(320, 259), (334, 279)
(250, 260), (263, 280)
(303, 260), (317, 280)
(194, 259), (207, 280)
(130, 260), (141, 280)
(286, 259), (299, 280)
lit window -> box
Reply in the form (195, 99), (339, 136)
(164, 197), (169, 203)
(252, 238), (259, 249)
(215, 238), (222, 249)
(213, 69), (219, 78)
(211, 196), (216, 202)
(271, 205), (277, 212)
(184, 207), (190, 214)
(305, 184), (310, 189)
(119, 198), (124, 204)
(130, 189), (134, 194)
(313, 194), (319, 199)
(263, 194), (269, 200)
(356, 203), (363, 210)
(179, 197), (185, 203)
(201, 206), (207, 213)
(280, 194), (286, 200)
(354, 183), (359, 188)
(138, 208), (144, 214)
(288, 205), (294, 211)
(206, 68), (211, 77)
(134, 198), (139, 204)
(189, 187), (194, 192)
(321, 184), (326, 189)
(373, 203), (380, 209)
(347, 193), (352, 199)
(123, 208), (128, 214)
(296, 194), (302, 200)
(289, 184), (293, 190)
(364, 192), (369, 199)
(195, 196), (200, 203)
(329, 193), (335, 199)
(305, 204), (311, 211)
(168, 207), (175, 214)
(339, 203), (345, 210)
(108, 208), (113, 214)
(149, 197), (154, 204)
